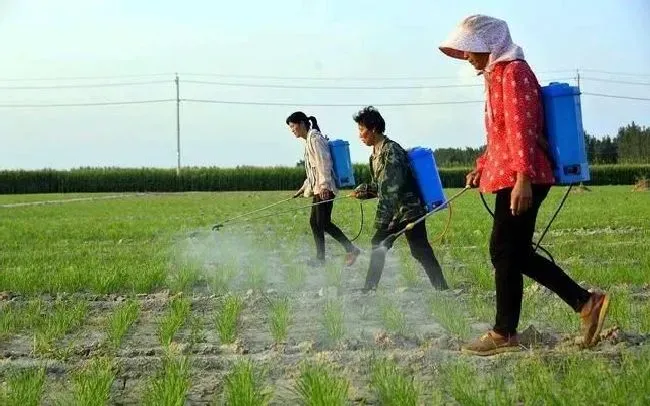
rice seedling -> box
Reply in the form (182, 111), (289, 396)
(168, 261), (202, 293)
(293, 362), (349, 406)
(398, 250), (420, 288)
(268, 296), (292, 344)
(429, 293), (471, 339)
(285, 265), (306, 291)
(72, 357), (117, 406)
(158, 296), (191, 347)
(215, 294), (244, 344)
(325, 264), (343, 289)
(34, 299), (89, 355)
(0, 299), (45, 340)
(143, 347), (191, 406)
(245, 266), (266, 291)
(322, 299), (345, 344)
(188, 315), (206, 347)
(378, 298), (408, 336)
(0, 367), (46, 406)
(209, 266), (237, 295)
(106, 299), (140, 349)
(220, 359), (272, 406)
(369, 357), (420, 406)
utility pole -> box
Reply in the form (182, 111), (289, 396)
(175, 73), (181, 176)
(576, 68), (581, 88)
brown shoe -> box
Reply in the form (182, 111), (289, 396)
(580, 291), (610, 347)
(461, 330), (521, 356)
(344, 247), (361, 267)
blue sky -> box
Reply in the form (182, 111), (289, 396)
(0, 0), (648, 169)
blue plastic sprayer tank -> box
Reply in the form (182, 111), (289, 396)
(541, 82), (590, 184)
(328, 139), (356, 188)
(407, 147), (446, 211)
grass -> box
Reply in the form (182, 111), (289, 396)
(0, 187), (647, 295)
(215, 294), (244, 344)
(369, 357), (420, 406)
(220, 360), (272, 406)
(268, 296), (292, 344)
(143, 347), (191, 406)
(433, 346), (650, 404)
(106, 299), (140, 349)
(72, 357), (117, 406)
(322, 299), (345, 344)
(293, 362), (349, 406)
(0, 187), (648, 403)
(158, 296), (192, 347)
(0, 367), (46, 406)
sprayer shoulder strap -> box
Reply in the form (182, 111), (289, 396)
(536, 83), (558, 170)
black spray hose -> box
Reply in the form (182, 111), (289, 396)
(478, 184), (574, 264)
(350, 200), (365, 242)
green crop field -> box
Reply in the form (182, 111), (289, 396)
(0, 186), (649, 404)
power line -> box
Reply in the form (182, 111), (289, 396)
(183, 79), (484, 90)
(0, 92), (646, 109)
(582, 92), (650, 101)
(0, 99), (175, 108)
(182, 98), (484, 107)
(581, 77), (650, 86)
(0, 80), (171, 90)
(0, 73), (173, 82)
(182, 70), (575, 82)
(580, 69), (650, 78)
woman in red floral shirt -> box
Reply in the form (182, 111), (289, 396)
(439, 15), (610, 356)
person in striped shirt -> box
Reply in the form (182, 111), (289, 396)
(287, 112), (361, 268)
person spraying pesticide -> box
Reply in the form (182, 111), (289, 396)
(350, 106), (449, 292)
(438, 14), (610, 356)
(286, 112), (361, 268)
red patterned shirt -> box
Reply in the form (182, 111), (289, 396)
(476, 60), (555, 193)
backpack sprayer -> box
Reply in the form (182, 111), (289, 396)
(477, 81), (591, 262)
(379, 146), (468, 247)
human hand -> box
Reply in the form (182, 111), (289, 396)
(510, 174), (532, 216)
(466, 168), (482, 188)
(320, 189), (333, 200)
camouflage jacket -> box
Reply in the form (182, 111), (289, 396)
(354, 138), (426, 230)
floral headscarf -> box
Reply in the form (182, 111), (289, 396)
(439, 14), (525, 74)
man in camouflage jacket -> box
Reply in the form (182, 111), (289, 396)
(352, 106), (449, 292)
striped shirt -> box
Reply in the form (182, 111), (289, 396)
(299, 129), (337, 197)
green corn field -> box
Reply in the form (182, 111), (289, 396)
(0, 164), (648, 194)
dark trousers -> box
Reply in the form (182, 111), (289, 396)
(490, 185), (591, 336)
(310, 195), (355, 260)
(365, 221), (448, 290)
